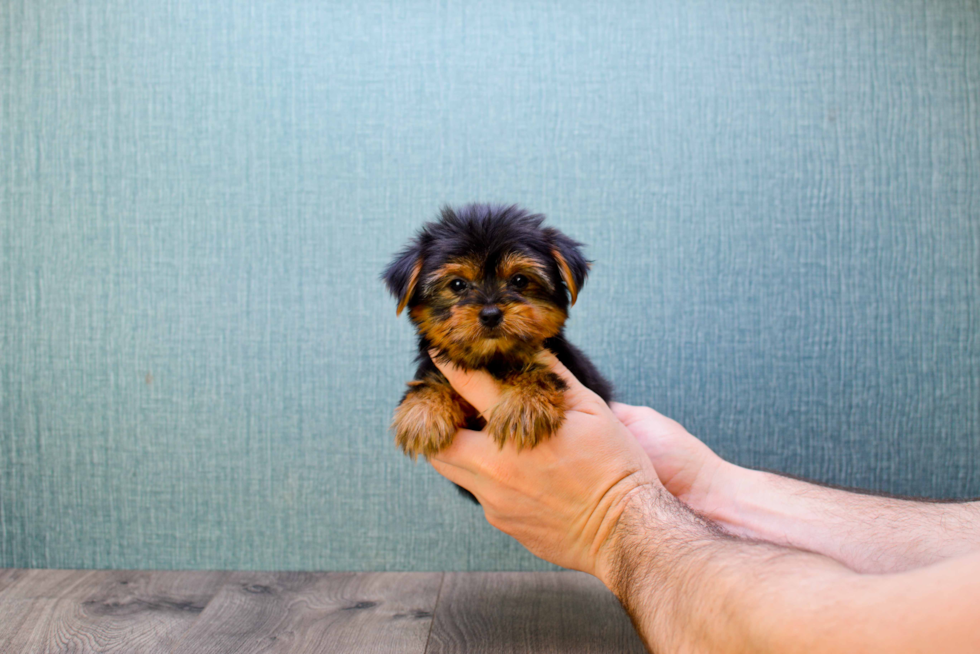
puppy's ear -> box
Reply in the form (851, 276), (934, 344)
(383, 242), (423, 316)
(544, 228), (590, 305)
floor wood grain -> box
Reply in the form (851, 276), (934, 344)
(0, 570), (228, 654)
(0, 568), (24, 593)
(426, 572), (646, 654)
(170, 572), (442, 654)
(0, 569), (645, 653)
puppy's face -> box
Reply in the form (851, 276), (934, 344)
(410, 249), (567, 366)
(384, 205), (590, 368)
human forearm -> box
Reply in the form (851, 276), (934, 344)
(706, 463), (980, 573)
(612, 403), (980, 574)
(600, 486), (980, 654)
(427, 371), (980, 652)
(599, 485), (852, 654)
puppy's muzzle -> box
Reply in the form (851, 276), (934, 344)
(479, 305), (504, 328)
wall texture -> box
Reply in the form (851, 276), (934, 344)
(1, 0), (979, 571)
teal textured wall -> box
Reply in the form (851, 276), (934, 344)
(1, 0), (979, 571)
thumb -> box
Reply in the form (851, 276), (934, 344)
(610, 402), (646, 425)
(534, 349), (601, 413)
(430, 351), (502, 417)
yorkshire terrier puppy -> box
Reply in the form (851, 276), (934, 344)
(383, 204), (613, 461)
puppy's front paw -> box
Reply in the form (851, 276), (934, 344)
(392, 376), (470, 459)
(487, 367), (567, 449)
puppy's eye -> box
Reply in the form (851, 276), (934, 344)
(449, 279), (468, 293)
(510, 274), (529, 290)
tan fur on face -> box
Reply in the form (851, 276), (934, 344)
(423, 257), (482, 291)
(496, 297), (566, 342)
(486, 362), (568, 449)
(411, 296), (566, 369)
(497, 252), (553, 291)
(392, 374), (474, 459)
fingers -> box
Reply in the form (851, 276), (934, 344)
(433, 347), (599, 415)
(610, 401), (643, 423)
(430, 353), (502, 416)
(428, 428), (483, 497)
(429, 456), (478, 492)
(429, 426), (512, 502)
(431, 427), (498, 475)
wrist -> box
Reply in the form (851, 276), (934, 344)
(594, 482), (717, 597)
(589, 477), (664, 587)
(699, 463), (772, 535)
(703, 466), (835, 552)
(681, 456), (750, 525)
(592, 483), (657, 590)
(596, 483), (738, 654)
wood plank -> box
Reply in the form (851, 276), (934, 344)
(0, 568), (26, 593)
(0, 571), (644, 653)
(426, 571), (647, 654)
(0, 570), (228, 654)
(170, 571), (442, 654)
(0, 568), (103, 652)
(0, 597), (41, 651)
(0, 569), (97, 599)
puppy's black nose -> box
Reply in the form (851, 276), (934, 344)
(479, 305), (503, 328)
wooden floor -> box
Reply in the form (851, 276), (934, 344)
(0, 569), (646, 653)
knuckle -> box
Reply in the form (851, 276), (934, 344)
(479, 458), (509, 485)
(480, 459), (502, 481)
(483, 507), (504, 529)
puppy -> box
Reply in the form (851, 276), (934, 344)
(383, 204), (613, 461)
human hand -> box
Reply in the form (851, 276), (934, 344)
(610, 403), (736, 521)
(429, 351), (661, 582)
